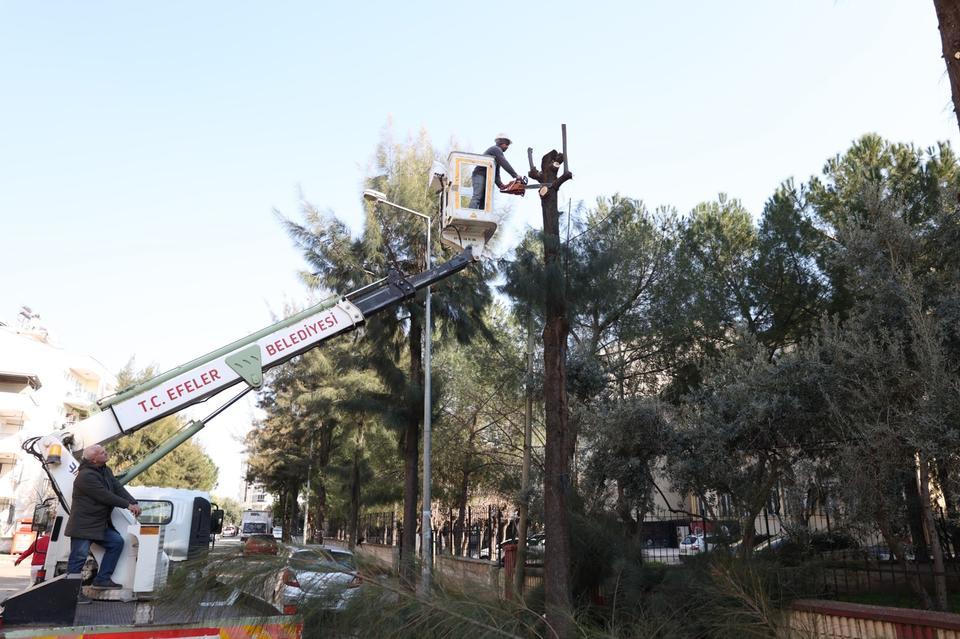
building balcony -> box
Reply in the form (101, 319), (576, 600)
(0, 470), (17, 499)
(69, 364), (102, 382)
(63, 390), (97, 410)
(0, 391), (36, 424)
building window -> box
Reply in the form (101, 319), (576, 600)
(0, 498), (13, 526)
(718, 494), (733, 518)
(768, 489), (781, 515)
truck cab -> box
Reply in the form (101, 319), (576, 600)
(126, 486), (221, 561)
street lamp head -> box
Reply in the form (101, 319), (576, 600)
(363, 189), (387, 203)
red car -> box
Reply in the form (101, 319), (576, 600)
(242, 533), (279, 556)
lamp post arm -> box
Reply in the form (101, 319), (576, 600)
(379, 200), (431, 222)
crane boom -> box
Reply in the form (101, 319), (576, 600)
(47, 248), (473, 454)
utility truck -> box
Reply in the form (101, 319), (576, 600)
(0, 147), (506, 631)
(1, 247), (477, 627)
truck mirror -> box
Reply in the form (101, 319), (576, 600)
(210, 508), (224, 535)
(31, 500), (53, 533)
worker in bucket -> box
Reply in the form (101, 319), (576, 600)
(65, 444), (142, 603)
(469, 133), (524, 209)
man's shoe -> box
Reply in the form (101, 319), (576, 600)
(90, 579), (122, 590)
(77, 592), (92, 605)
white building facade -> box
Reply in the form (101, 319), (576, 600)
(0, 308), (115, 552)
(237, 459), (273, 512)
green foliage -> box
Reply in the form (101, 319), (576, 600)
(265, 125), (495, 564)
(107, 361), (218, 491)
(213, 496), (243, 526)
(237, 130), (960, 628)
(501, 195), (681, 398)
(580, 398), (671, 530)
(667, 335), (830, 551)
(431, 304), (529, 509)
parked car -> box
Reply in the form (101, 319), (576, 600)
(265, 547), (363, 615)
(752, 534), (788, 556)
(526, 533), (546, 562)
(222, 525), (238, 537)
(863, 544), (895, 562)
(272, 526), (284, 540)
(678, 534), (726, 558)
(678, 534), (704, 558)
(480, 534), (546, 565)
(750, 531), (861, 563)
(243, 533), (280, 556)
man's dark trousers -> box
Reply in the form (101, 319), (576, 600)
(67, 528), (123, 584)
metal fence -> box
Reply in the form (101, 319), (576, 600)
(328, 506), (960, 606)
(324, 512), (397, 546)
(435, 504), (526, 565)
(326, 505), (533, 566)
(809, 550), (960, 599)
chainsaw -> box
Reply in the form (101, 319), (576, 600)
(500, 176), (553, 196)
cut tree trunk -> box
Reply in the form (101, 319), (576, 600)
(934, 0), (960, 133)
(535, 145), (574, 639)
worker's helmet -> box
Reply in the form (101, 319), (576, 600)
(495, 133), (512, 145)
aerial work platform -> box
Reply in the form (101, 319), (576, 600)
(433, 151), (501, 255)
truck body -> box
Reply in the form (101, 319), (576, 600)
(240, 509), (272, 541)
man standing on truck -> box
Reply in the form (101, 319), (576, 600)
(65, 445), (141, 602)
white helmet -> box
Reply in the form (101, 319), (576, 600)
(495, 133), (512, 144)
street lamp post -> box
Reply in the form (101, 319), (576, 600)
(363, 189), (434, 589)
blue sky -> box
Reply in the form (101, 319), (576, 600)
(2, 1), (956, 496)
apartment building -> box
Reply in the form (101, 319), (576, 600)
(0, 307), (115, 551)
(237, 459), (273, 512)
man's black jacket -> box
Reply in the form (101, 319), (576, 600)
(65, 459), (137, 541)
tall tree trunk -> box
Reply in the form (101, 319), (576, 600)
(314, 421), (333, 541)
(285, 482), (299, 543)
(919, 456), (949, 611)
(315, 479), (326, 541)
(455, 465), (470, 554)
(514, 315), (535, 596)
(904, 468), (931, 562)
(536, 146), (574, 639)
(878, 504), (934, 609)
(936, 459), (957, 559)
(934, 0), (960, 133)
(614, 483), (638, 537)
(401, 314), (423, 585)
(348, 421), (364, 550)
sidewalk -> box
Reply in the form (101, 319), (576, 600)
(0, 551), (33, 601)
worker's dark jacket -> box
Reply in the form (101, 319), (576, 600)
(474, 145), (519, 188)
(64, 460), (137, 541)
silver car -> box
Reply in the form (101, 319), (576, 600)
(268, 547), (362, 615)
(678, 534), (705, 557)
